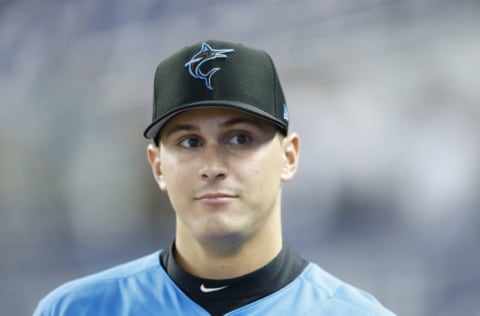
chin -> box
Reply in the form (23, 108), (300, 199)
(199, 221), (247, 243)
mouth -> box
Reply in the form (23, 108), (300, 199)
(195, 192), (238, 204)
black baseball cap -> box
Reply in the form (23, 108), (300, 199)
(143, 40), (289, 140)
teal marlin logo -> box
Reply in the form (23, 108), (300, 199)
(185, 43), (234, 90)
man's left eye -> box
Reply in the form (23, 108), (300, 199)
(229, 134), (251, 145)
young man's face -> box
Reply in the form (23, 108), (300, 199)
(147, 107), (299, 244)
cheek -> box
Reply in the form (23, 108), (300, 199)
(242, 153), (284, 184)
(160, 165), (193, 212)
(159, 154), (188, 191)
(162, 162), (189, 189)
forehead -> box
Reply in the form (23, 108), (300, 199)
(162, 107), (274, 131)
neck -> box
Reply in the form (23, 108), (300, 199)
(174, 211), (283, 279)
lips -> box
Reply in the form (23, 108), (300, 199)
(195, 192), (238, 203)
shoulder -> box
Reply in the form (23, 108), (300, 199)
(33, 251), (165, 316)
(295, 263), (396, 315)
(235, 262), (395, 315)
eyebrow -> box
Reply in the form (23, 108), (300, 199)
(163, 124), (199, 138)
(163, 116), (267, 139)
(220, 117), (266, 128)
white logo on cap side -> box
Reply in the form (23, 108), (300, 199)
(283, 103), (289, 122)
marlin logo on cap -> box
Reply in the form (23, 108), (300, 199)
(184, 43), (234, 90)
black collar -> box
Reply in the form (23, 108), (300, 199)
(160, 242), (307, 316)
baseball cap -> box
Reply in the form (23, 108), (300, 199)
(143, 40), (289, 140)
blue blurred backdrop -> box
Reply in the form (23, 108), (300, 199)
(1, 1), (480, 315)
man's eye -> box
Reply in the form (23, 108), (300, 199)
(179, 137), (202, 148)
(229, 134), (251, 145)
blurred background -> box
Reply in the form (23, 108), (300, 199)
(1, 0), (480, 315)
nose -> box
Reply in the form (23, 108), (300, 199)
(199, 144), (227, 182)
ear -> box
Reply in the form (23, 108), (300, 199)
(281, 133), (300, 182)
(147, 144), (167, 191)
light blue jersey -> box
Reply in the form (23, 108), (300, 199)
(34, 250), (395, 315)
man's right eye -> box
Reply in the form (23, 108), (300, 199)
(179, 137), (202, 148)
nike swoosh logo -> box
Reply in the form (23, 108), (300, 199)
(200, 284), (229, 293)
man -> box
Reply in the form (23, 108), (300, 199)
(34, 40), (395, 315)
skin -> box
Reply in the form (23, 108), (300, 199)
(147, 107), (300, 279)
